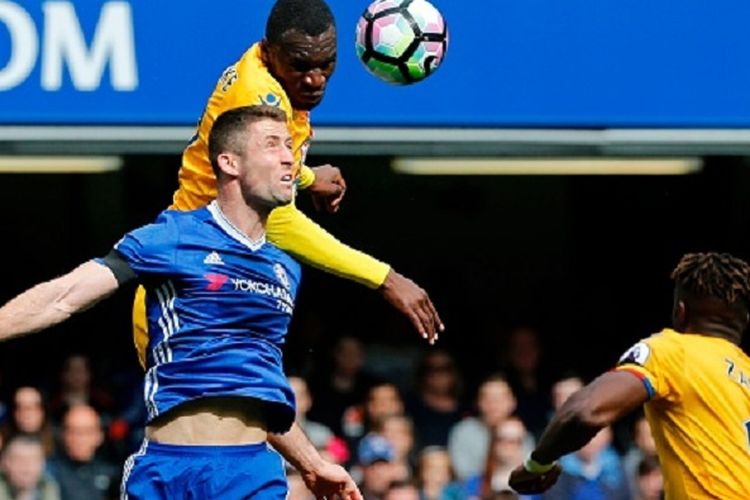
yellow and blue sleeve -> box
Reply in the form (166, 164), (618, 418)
(615, 332), (682, 402)
(616, 364), (658, 399)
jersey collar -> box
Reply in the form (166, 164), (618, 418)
(207, 201), (266, 252)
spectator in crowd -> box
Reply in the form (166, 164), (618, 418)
(0, 434), (59, 500)
(549, 373), (584, 413)
(408, 350), (464, 449)
(343, 382), (404, 448)
(633, 456), (662, 500)
(310, 336), (378, 436)
(48, 355), (113, 424)
(448, 374), (518, 481)
(465, 417), (530, 500)
(103, 373), (147, 464)
(379, 414), (416, 481)
(384, 480), (420, 500)
(541, 427), (630, 500)
(1, 388), (55, 457)
(47, 405), (119, 500)
(289, 376), (335, 450)
(415, 447), (464, 500)
(502, 327), (550, 437)
(622, 415), (656, 493)
(358, 434), (401, 500)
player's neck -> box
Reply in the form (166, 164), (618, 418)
(215, 194), (268, 243)
(681, 321), (742, 345)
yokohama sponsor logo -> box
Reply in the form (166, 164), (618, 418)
(231, 278), (293, 304)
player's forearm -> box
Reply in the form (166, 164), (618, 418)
(0, 261), (118, 342)
(531, 399), (603, 465)
(268, 422), (326, 475)
(0, 279), (77, 340)
(267, 203), (390, 288)
(533, 371), (648, 464)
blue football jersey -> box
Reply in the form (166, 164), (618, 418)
(111, 201), (301, 432)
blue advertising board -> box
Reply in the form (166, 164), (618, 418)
(1, 0), (750, 127)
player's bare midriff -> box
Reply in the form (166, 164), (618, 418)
(146, 397), (268, 445)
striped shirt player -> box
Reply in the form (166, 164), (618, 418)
(108, 203), (300, 497)
(0, 106), (363, 500)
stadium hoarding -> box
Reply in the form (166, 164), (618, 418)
(1, 0), (750, 154)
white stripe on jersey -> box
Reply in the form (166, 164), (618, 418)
(154, 286), (175, 343)
(144, 367), (159, 419)
(153, 282), (179, 365)
(145, 281), (182, 420)
(167, 281), (180, 330)
(120, 439), (149, 500)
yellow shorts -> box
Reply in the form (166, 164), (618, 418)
(132, 285), (149, 369)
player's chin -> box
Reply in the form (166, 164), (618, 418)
(294, 93), (324, 110)
(274, 191), (294, 206)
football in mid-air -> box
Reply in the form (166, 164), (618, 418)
(355, 0), (449, 85)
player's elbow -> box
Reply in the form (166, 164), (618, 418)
(562, 389), (615, 430)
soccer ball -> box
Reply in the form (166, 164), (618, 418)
(355, 0), (449, 85)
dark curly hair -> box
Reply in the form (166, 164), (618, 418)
(671, 252), (750, 308)
(265, 0), (335, 46)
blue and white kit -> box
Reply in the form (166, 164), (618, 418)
(98, 201), (302, 499)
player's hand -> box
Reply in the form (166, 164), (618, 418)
(302, 461), (363, 500)
(308, 164), (347, 213)
(508, 462), (562, 495)
(379, 269), (444, 343)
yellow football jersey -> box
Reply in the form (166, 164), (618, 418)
(174, 43), (313, 210)
(171, 42), (389, 288)
(617, 328), (750, 499)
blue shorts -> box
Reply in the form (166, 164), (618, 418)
(121, 440), (288, 499)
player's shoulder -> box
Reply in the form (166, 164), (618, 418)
(619, 328), (682, 366)
(643, 328), (683, 348)
(142, 207), (217, 243)
(262, 242), (301, 272)
(156, 206), (208, 226)
(231, 43), (290, 112)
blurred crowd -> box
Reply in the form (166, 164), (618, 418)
(0, 327), (663, 500)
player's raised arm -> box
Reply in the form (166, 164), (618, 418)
(267, 203), (444, 341)
(0, 260), (120, 342)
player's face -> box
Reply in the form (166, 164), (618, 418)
(239, 119), (295, 209)
(265, 26), (337, 111)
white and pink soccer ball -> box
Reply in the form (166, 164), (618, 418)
(355, 0), (449, 84)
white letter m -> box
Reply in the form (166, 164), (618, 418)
(42, 1), (138, 91)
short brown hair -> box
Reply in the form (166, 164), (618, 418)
(208, 105), (288, 176)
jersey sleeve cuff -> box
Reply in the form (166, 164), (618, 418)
(298, 165), (316, 190)
(616, 365), (656, 399)
(95, 249), (137, 286)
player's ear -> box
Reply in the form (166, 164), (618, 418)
(216, 152), (239, 178)
(260, 39), (272, 64)
(673, 300), (687, 330)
